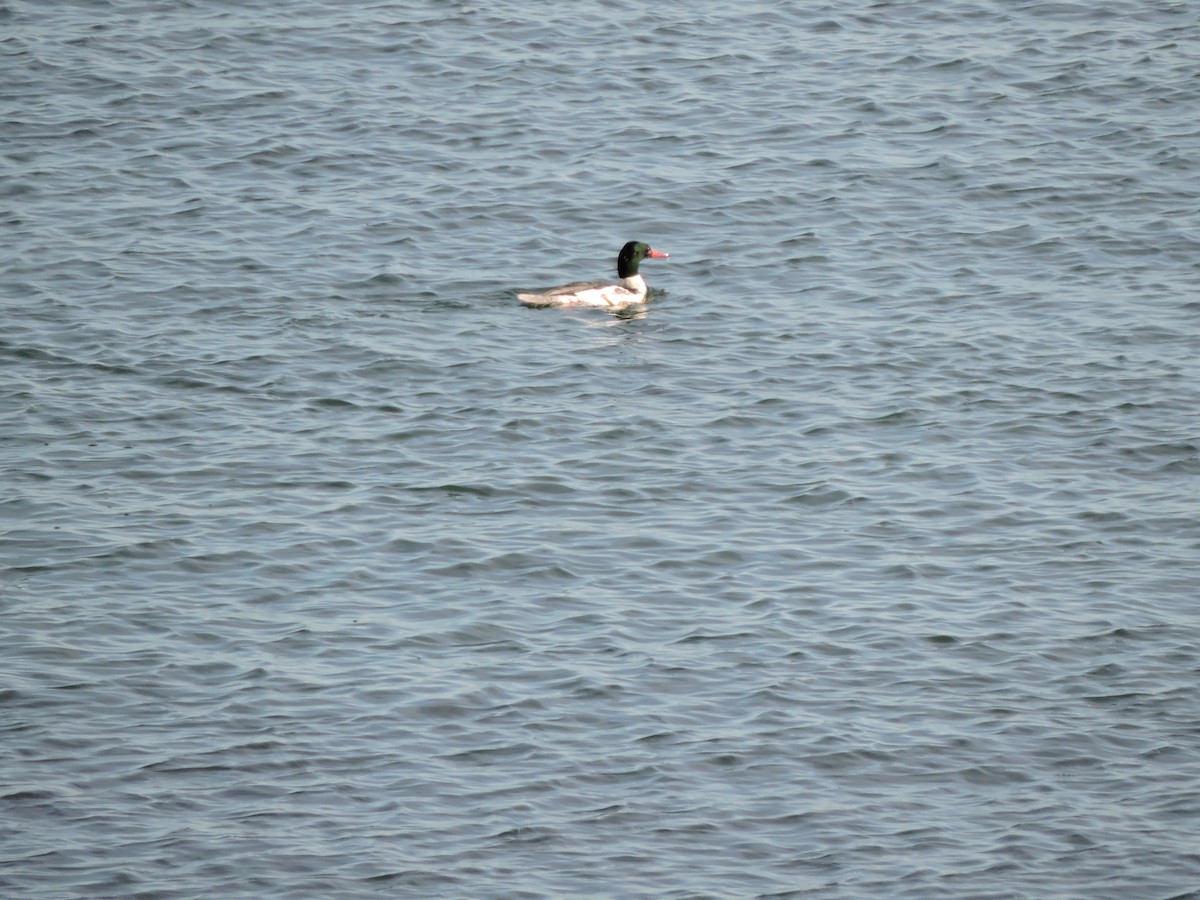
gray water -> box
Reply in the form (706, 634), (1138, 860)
(4, 1), (1200, 897)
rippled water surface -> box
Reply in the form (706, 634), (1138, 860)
(4, 1), (1200, 896)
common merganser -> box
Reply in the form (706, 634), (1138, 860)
(518, 241), (669, 308)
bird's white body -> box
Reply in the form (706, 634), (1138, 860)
(518, 274), (648, 308)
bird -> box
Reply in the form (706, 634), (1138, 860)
(517, 241), (669, 308)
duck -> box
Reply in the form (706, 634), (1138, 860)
(518, 241), (669, 308)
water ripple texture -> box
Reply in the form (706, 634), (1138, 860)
(3, 1), (1199, 897)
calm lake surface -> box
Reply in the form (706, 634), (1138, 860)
(4, 1), (1200, 897)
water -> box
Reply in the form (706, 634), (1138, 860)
(4, 1), (1200, 896)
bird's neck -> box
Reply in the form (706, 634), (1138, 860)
(621, 274), (647, 296)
